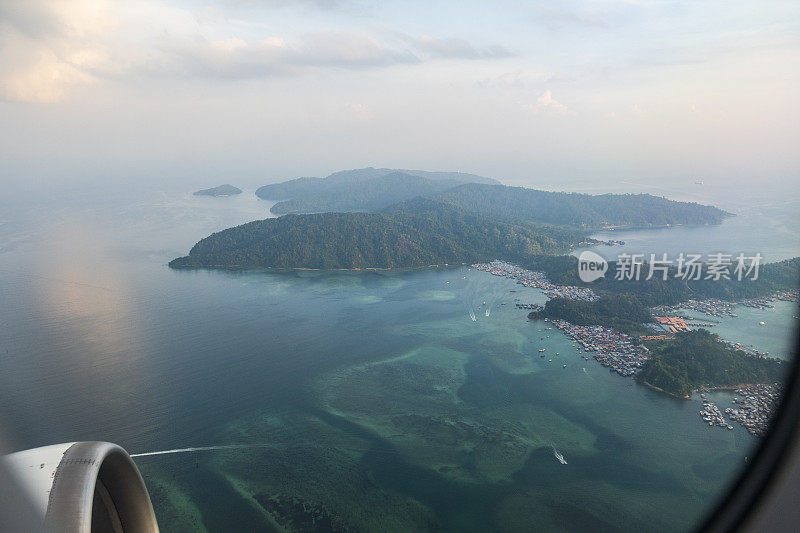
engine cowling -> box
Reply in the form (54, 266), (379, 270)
(0, 441), (159, 532)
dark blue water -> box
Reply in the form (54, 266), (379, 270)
(0, 180), (797, 531)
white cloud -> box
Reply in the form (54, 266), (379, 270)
(0, 1), (510, 102)
(522, 90), (571, 115)
(479, 70), (538, 88)
(0, 0), (118, 102)
(153, 31), (419, 79)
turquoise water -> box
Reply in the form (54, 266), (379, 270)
(0, 181), (797, 531)
(570, 181), (800, 263)
(676, 301), (797, 361)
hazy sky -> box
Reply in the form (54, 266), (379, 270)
(1, 0), (798, 187)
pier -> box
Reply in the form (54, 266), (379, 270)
(472, 261), (599, 302)
(550, 319), (649, 377)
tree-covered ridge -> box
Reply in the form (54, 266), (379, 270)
(169, 199), (583, 270)
(268, 173), (470, 214)
(636, 330), (786, 397)
(193, 184), (242, 196)
(523, 256), (800, 305)
(257, 169), (730, 228)
(527, 257), (799, 336)
(256, 167), (500, 214)
(432, 183), (730, 229)
(528, 295), (654, 336)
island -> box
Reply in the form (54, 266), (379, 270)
(193, 184), (242, 197)
(433, 183), (730, 228)
(465, 258), (795, 437)
(256, 167), (500, 215)
(522, 257), (797, 396)
(169, 198), (586, 269)
(176, 167), (732, 272)
(636, 330), (784, 398)
(526, 256), (800, 333)
(255, 167), (729, 228)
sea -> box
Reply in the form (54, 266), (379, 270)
(0, 178), (798, 532)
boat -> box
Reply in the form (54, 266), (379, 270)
(539, 349), (546, 352)
(553, 448), (567, 465)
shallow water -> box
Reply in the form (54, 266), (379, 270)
(0, 181), (797, 531)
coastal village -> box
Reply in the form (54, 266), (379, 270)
(471, 261), (599, 302)
(550, 320), (649, 377)
(652, 290), (798, 319)
(700, 384), (783, 437)
(471, 260), (789, 437)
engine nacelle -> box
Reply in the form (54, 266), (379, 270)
(0, 441), (159, 532)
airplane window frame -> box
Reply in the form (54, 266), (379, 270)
(700, 327), (800, 532)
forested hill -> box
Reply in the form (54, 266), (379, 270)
(256, 168), (729, 229)
(267, 172), (469, 215)
(169, 199), (583, 270)
(636, 330), (785, 398)
(432, 183), (730, 229)
(193, 184), (242, 196)
(524, 255), (800, 305)
(256, 167), (499, 214)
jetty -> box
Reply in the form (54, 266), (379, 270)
(472, 261), (598, 302)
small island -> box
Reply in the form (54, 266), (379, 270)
(480, 259), (795, 404)
(193, 184), (242, 197)
(636, 329), (785, 398)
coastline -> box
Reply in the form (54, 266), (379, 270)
(168, 262), (469, 273)
(638, 379), (690, 400)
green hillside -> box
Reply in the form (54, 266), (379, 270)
(169, 198), (583, 270)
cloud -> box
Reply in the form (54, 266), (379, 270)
(478, 70), (556, 89)
(152, 29), (512, 80)
(410, 35), (511, 60)
(0, 0), (513, 102)
(522, 90), (571, 115)
(214, 0), (343, 10)
(494, 70), (527, 88)
(154, 32), (419, 79)
(0, 0), (118, 102)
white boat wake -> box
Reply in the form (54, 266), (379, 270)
(552, 447), (567, 465)
(469, 310), (477, 321)
(485, 308), (490, 317)
(130, 444), (259, 458)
